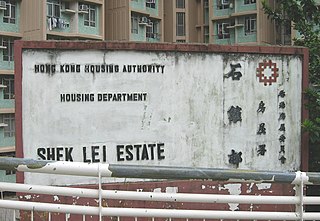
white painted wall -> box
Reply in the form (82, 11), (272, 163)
(21, 50), (302, 185)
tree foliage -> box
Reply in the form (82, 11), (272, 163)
(262, 0), (320, 143)
(302, 87), (320, 143)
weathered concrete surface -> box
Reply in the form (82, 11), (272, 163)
(20, 49), (303, 185)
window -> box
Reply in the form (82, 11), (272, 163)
(204, 0), (209, 8)
(47, 0), (61, 17)
(3, 0), (16, 24)
(131, 14), (139, 34)
(64, 2), (70, 9)
(1, 37), (14, 62)
(244, 0), (256, 4)
(0, 152), (16, 175)
(146, 20), (159, 39)
(0, 114), (15, 137)
(0, 75), (14, 99)
(176, 12), (185, 36)
(245, 16), (257, 34)
(176, 0), (185, 8)
(217, 22), (230, 39)
(84, 5), (96, 27)
(146, 22), (154, 38)
(276, 20), (292, 45)
(204, 26), (209, 43)
(146, 0), (156, 8)
(6, 169), (15, 175)
(203, 0), (209, 25)
(217, 0), (229, 9)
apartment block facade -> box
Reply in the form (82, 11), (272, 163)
(163, 0), (284, 45)
(0, 0), (20, 183)
(106, 0), (163, 42)
(21, 0), (105, 40)
(0, 0), (106, 182)
(0, 0), (291, 183)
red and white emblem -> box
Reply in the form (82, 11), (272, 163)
(256, 60), (279, 86)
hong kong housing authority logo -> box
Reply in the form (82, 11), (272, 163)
(256, 60), (279, 86)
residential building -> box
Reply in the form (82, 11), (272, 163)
(20, 0), (105, 40)
(212, 0), (270, 45)
(163, 0), (197, 43)
(106, 0), (164, 42)
(0, 0), (21, 183)
(0, 0), (105, 183)
(163, 0), (292, 45)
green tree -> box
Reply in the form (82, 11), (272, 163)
(262, 0), (320, 143)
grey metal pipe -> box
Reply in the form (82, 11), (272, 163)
(1, 157), (320, 184)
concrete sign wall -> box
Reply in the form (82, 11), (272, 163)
(16, 42), (308, 185)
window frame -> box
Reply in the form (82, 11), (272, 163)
(204, 0), (209, 8)
(244, 0), (256, 4)
(0, 152), (16, 175)
(176, 12), (186, 36)
(146, 0), (156, 9)
(3, 0), (16, 24)
(176, 0), (185, 8)
(0, 114), (15, 137)
(146, 20), (160, 39)
(47, 0), (61, 18)
(0, 75), (14, 99)
(204, 26), (209, 43)
(1, 37), (14, 62)
(217, 0), (230, 9)
(245, 16), (257, 34)
(217, 22), (230, 39)
(146, 21), (154, 38)
(131, 14), (139, 34)
(84, 4), (96, 27)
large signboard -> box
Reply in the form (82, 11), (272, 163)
(16, 42), (307, 185)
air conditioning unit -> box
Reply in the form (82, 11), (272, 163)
(139, 17), (148, 25)
(0, 1), (6, 10)
(78, 4), (88, 13)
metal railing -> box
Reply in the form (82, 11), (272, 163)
(0, 158), (320, 220)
